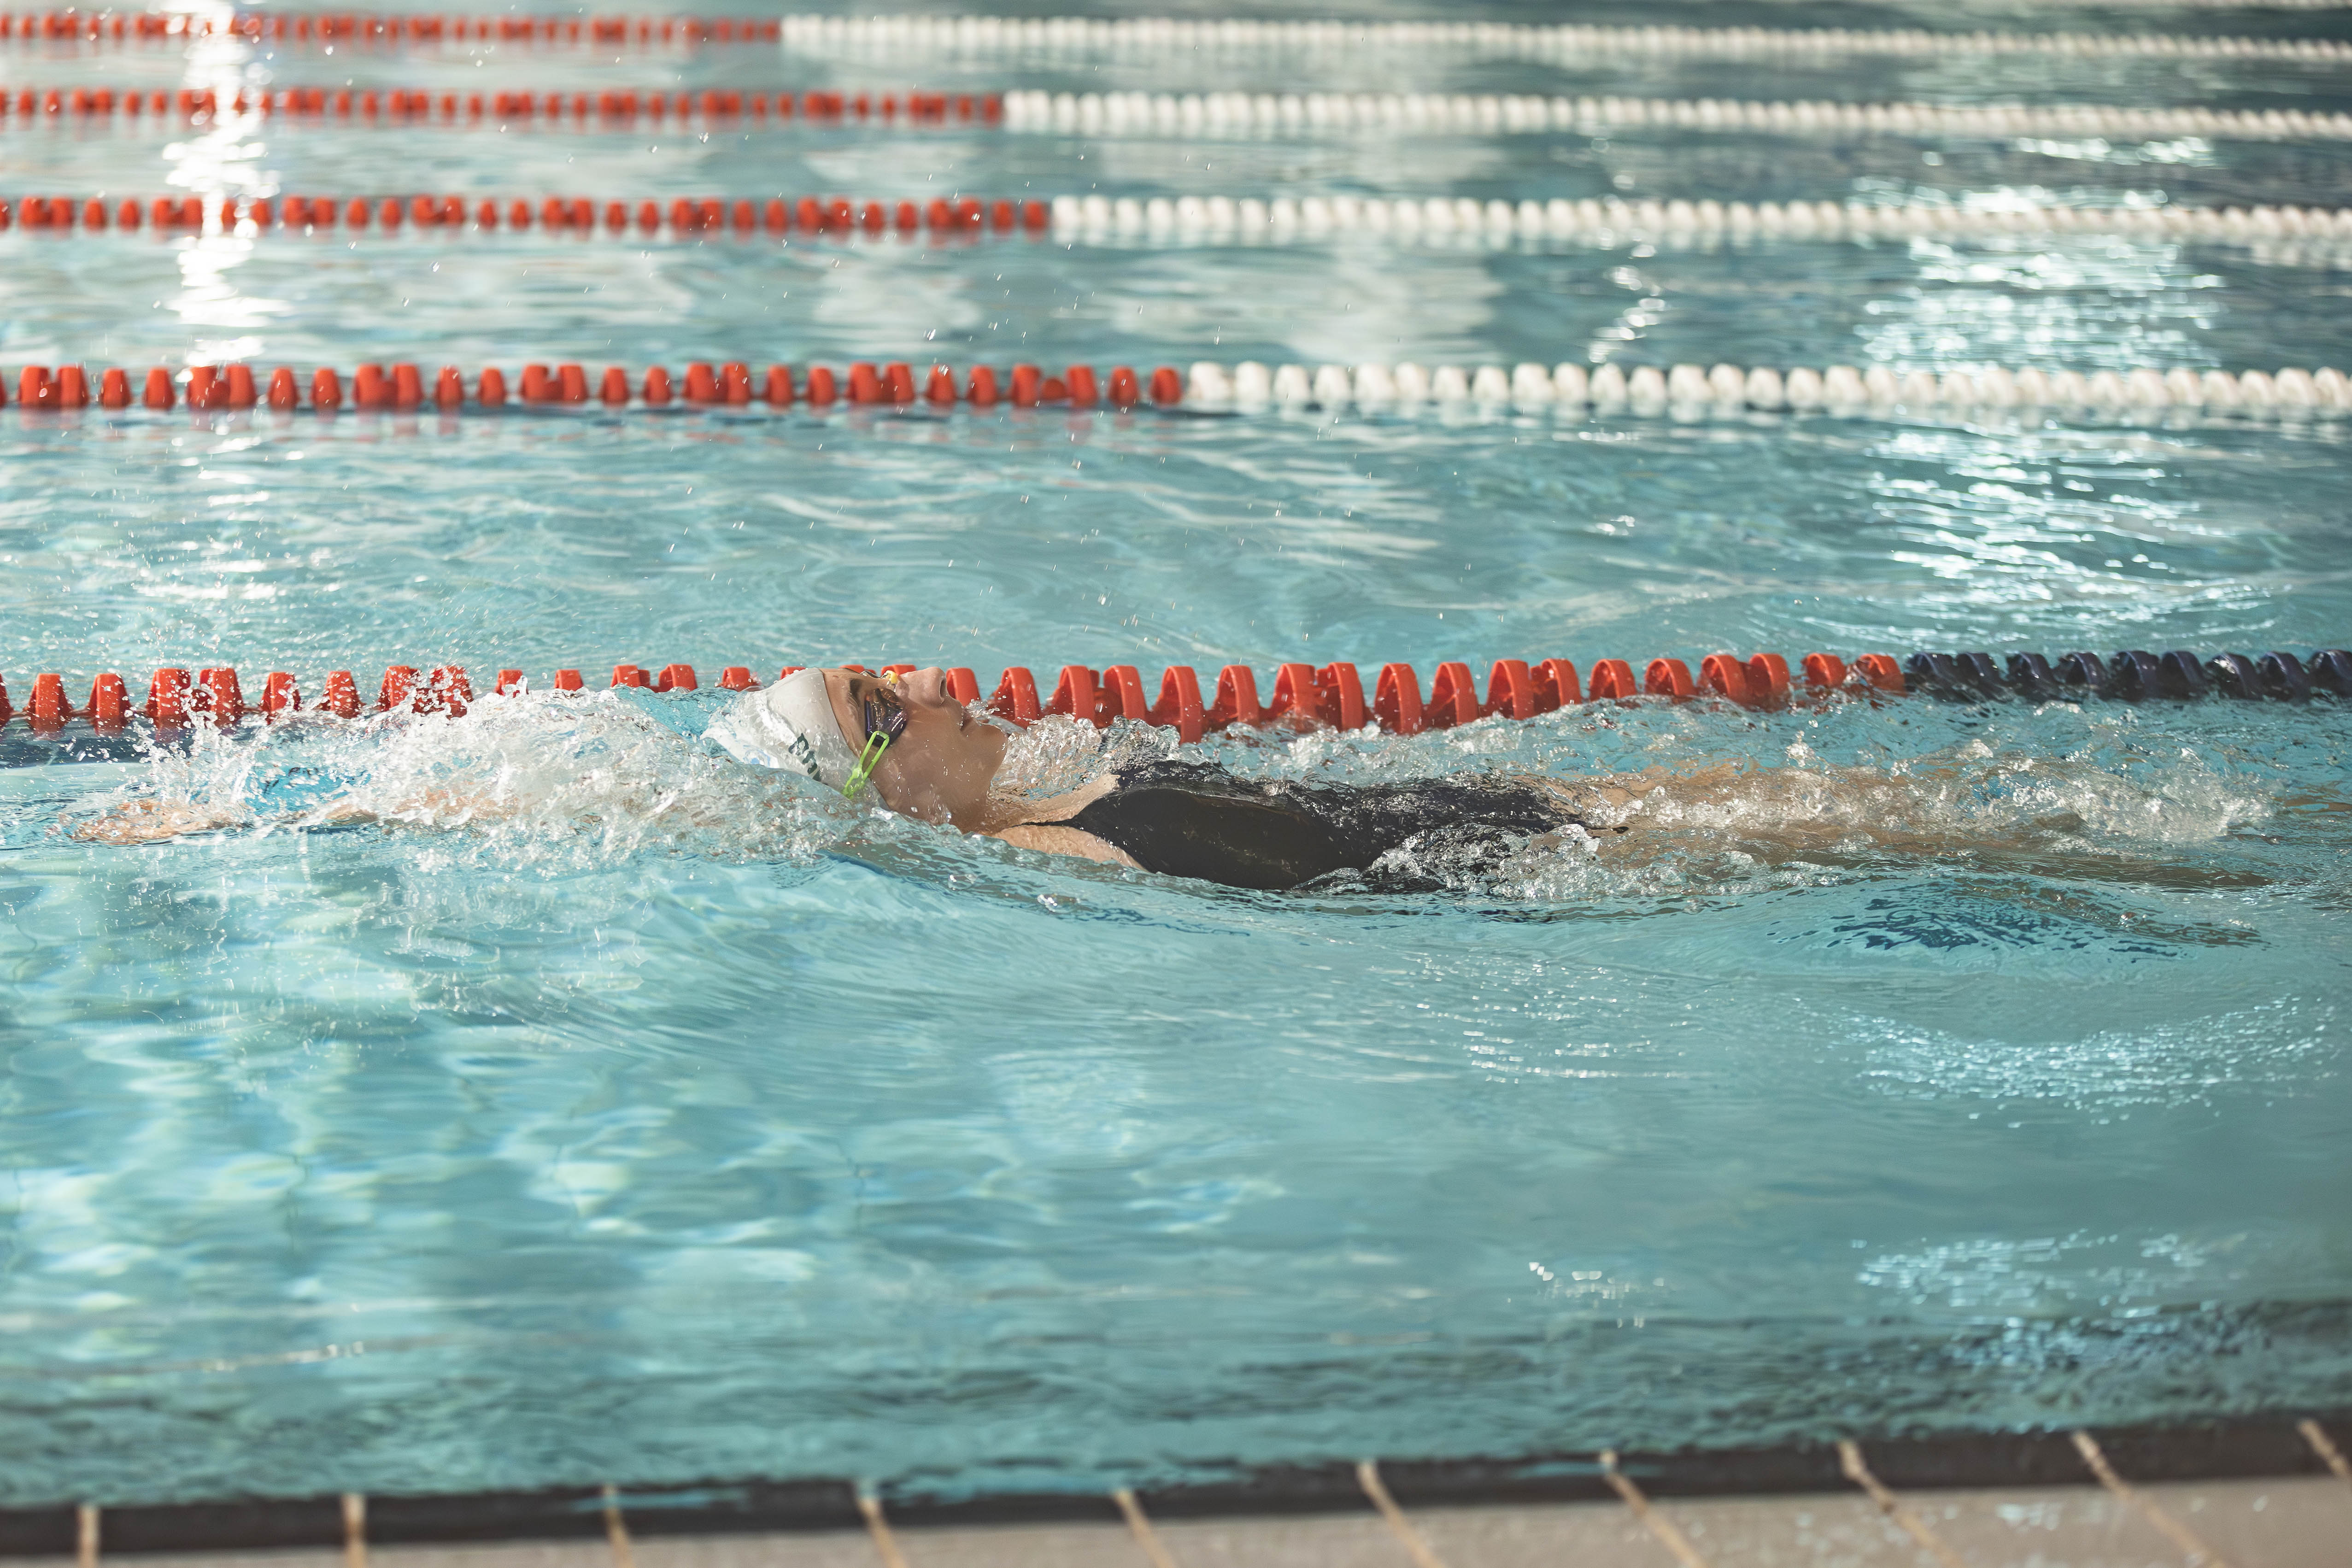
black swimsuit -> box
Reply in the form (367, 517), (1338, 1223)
(1059, 761), (1584, 892)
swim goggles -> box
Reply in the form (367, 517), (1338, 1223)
(843, 671), (909, 798)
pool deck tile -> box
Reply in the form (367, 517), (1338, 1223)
(1130, 1514), (1410, 1568)
(375, 1550), (615, 1568)
(1398, 1501), (1684, 1568)
(23, 1476), (2352, 1568)
(862, 1521), (1149, 1568)
(80, 1550), (613, 1568)
(2136, 1477), (2352, 1567)
(600, 1475), (2352, 1568)
(1613, 1492), (1934, 1568)
(1893, 1477), (2346, 1568)
(631, 1531), (901, 1568)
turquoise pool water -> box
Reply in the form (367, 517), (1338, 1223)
(0, 0), (2349, 1508)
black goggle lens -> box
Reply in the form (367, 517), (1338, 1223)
(863, 699), (909, 742)
(856, 678), (910, 745)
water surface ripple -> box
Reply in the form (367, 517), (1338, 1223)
(0, 0), (2347, 1507)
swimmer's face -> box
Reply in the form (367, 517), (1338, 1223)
(824, 667), (1006, 831)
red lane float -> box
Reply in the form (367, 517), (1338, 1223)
(0, 654), (1909, 733)
(0, 85), (1003, 128)
(63, 644), (2308, 735)
(1, 361), (1187, 414)
(0, 13), (798, 46)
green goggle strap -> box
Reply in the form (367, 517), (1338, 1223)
(843, 730), (891, 798)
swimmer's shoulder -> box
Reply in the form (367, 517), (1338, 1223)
(984, 762), (1251, 868)
(1009, 771), (1121, 827)
(984, 772), (1133, 866)
(983, 761), (1240, 865)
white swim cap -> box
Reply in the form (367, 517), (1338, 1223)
(704, 667), (860, 790)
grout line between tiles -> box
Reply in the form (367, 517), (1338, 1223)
(1110, 1488), (1182, 1568)
(1355, 1461), (1450, 1568)
(856, 1493), (909, 1568)
(2300, 1419), (2352, 1487)
(600, 1484), (633, 1568)
(1598, 1451), (1713, 1568)
(1838, 1440), (1971, 1568)
(2072, 1430), (2238, 1568)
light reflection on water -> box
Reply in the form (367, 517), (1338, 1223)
(2, 680), (2346, 1499)
(0, 0), (2348, 1509)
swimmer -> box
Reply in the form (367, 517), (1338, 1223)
(74, 665), (2270, 894)
(696, 669), (2269, 892)
(704, 666), (1621, 891)
(74, 664), (1605, 887)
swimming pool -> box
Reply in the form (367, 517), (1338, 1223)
(1, 0), (2349, 1512)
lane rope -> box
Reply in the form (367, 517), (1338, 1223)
(1182, 359), (2352, 417)
(7, 359), (2348, 420)
(8, 647), (2347, 735)
(8, 9), (2349, 51)
(9, 86), (2346, 144)
(1051, 193), (2352, 250)
(0, 85), (998, 126)
(0, 192), (1048, 236)
(1, 358), (1176, 413)
(13, 190), (2347, 259)
(1002, 90), (2352, 142)
(0, 11), (782, 44)
(776, 16), (2352, 63)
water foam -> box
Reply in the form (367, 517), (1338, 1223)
(76, 699), (2291, 903)
(1499, 741), (2276, 902)
(84, 689), (842, 871)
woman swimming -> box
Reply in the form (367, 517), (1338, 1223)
(701, 666), (1618, 892)
(683, 667), (2264, 893)
(74, 663), (1612, 887)
(72, 664), (2270, 893)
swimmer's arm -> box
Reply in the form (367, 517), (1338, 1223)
(70, 799), (254, 845)
(987, 823), (1142, 869)
(975, 775), (1132, 863)
(72, 787), (508, 846)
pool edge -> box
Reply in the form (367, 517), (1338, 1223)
(2, 1410), (2344, 1554)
